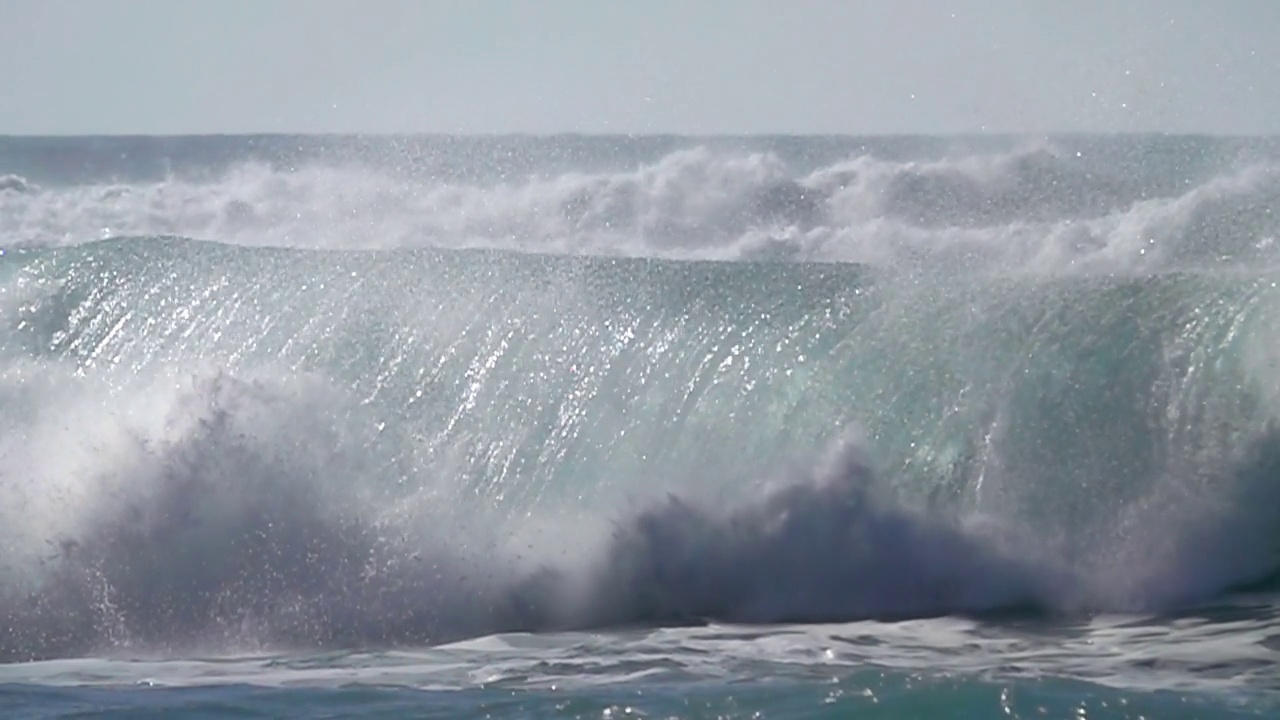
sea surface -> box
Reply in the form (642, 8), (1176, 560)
(3, 134), (1280, 717)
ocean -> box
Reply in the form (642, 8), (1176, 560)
(2, 133), (1280, 718)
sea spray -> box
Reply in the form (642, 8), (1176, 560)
(4, 138), (1280, 272)
(3, 239), (1280, 661)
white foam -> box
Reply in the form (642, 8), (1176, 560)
(3, 145), (1278, 273)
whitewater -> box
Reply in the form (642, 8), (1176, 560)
(3, 133), (1280, 718)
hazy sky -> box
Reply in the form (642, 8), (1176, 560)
(3, 0), (1279, 135)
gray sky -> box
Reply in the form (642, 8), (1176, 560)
(3, 0), (1279, 135)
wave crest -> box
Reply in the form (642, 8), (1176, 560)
(4, 141), (1279, 273)
(5, 231), (1280, 660)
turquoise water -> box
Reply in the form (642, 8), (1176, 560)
(5, 135), (1280, 717)
(3, 615), (1279, 718)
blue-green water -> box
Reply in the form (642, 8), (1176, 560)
(3, 616), (1279, 718)
(4, 135), (1280, 717)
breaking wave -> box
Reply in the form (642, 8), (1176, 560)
(3, 138), (1280, 273)
(3, 238), (1280, 660)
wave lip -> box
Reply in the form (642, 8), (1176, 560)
(5, 231), (1280, 661)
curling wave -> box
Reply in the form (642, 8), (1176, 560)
(2, 238), (1280, 660)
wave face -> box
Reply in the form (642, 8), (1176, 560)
(3, 225), (1280, 660)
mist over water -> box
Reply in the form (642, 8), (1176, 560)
(3, 253), (1280, 664)
(2, 135), (1280, 673)
(4, 134), (1280, 272)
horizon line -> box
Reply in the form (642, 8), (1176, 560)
(1, 130), (1274, 140)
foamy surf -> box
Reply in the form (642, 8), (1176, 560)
(4, 135), (1280, 720)
(3, 135), (1280, 273)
